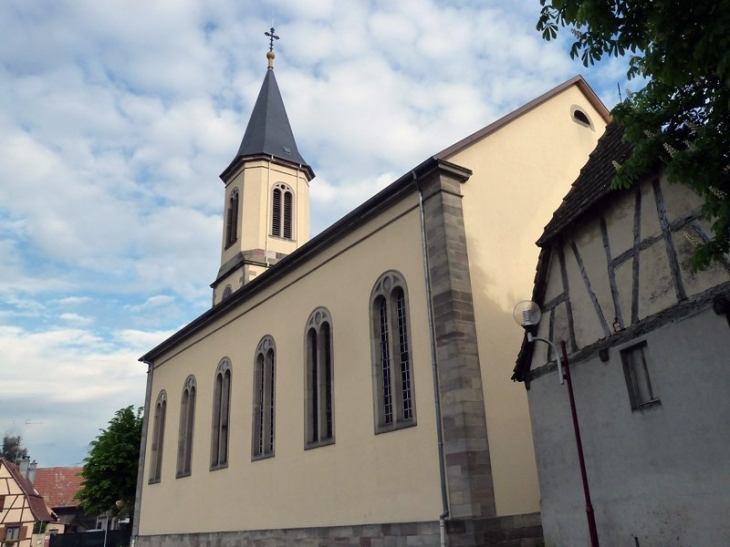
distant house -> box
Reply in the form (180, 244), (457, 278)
(33, 468), (94, 533)
(513, 123), (730, 545)
(0, 459), (58, 547)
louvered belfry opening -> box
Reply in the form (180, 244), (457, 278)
(272, 188), (282, 236)
(271, 183), (293, 239)
(283, 191), (293, 239)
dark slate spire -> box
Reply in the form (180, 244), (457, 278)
(233, 52), (309, 168)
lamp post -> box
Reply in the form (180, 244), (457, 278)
(513, 301), (600, 547)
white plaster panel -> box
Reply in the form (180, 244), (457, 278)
(660, 172), (704, 221)
(603, 190), (634, 257)
(563, 241), (605, 349)
(573, 220), (614, 331)
(674, 231), (730, 298)
(528, 308), (730, 546)
(542, 250), (565, 304)
(614, 260), (633, 327)
(639, 178), (661, 241)
(638, 240), (677, 320)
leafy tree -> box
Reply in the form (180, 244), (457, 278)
(1, 435), (28, 462)
(75, 406), (143, 521)
(538, 0), (730, 269)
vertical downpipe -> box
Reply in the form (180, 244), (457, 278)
(414, 171), (450, 547)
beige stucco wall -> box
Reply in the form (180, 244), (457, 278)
(139, 194), (444, 535)
(445, 84), (608, 516)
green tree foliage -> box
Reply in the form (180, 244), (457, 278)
(75, 406), (143, 520)
(1, 435), (28, 462)
(538, 0), (730, 269)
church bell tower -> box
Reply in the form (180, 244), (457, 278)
(212, 32), (314, 305)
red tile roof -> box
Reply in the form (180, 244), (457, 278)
(0, 459), (56, 522)
(33, 467), (84, 509)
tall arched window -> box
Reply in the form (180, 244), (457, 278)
(305, 308), (334, 447)
(225, 188), (239, 247)
(149, 390), (167, 483)
(211, 359), (231, 469)
(271, 183), (293, 240)
(177, 375), (196, 477)
(252, 336), (276, 459)
(370, 271), (416, 432)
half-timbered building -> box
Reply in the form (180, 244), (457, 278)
(0, 459), (57, 547)
(513, 123), (730, 546)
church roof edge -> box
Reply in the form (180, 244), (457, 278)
(140, 156), (471, 365)
(436, 75), (611, 160)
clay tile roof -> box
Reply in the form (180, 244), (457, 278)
(0, 459), (56, 522)
(33, 467), (84, 509)
(537, 122), (633, 246)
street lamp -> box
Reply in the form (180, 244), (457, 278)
(513, 300), (600, 547)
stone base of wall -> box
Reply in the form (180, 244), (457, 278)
(135, 513), (542, 547)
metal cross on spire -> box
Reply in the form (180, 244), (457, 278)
(265, 27), (279, 52)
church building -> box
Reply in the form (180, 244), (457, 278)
(133, 42), (610, 547)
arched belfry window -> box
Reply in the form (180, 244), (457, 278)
(211, 359), (231, 470)
(271, 183), (293, 240)
(370, 271), (416, 433)
(149, 390), (167, 483)
(304, 308), (334, 447)
(177, 375), (196, 477)
(225, 188), (239, 248)
(252, 336), (276, 459)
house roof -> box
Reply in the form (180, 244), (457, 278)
(222, 66), (311, 178)
(33, 467), (84, 509)
(537, 122), (633, 246)
(436, 75), (611, 160)
(0, 459), (56, 522)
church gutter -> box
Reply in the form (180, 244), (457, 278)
(414, 171), (450, 547)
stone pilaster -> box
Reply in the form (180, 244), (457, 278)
(417, 162), (496, 523)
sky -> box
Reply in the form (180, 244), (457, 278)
(0, 0), (633, 467)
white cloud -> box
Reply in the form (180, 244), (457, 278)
(0, 0), (633, 466)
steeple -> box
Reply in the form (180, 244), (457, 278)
(212, 37), (314, 305)
(221, 39), (312, 179)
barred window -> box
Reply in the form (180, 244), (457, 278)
(149, 390), (167, 483)
(370, 271), (416, 432)
(252, 336), (276, 459)
(271, 183), (293, 240)
(225, 188), (239, 248)
(177, 375), (196, 477)
(211, 359), (231, 469)
(305, 308), (334, 448)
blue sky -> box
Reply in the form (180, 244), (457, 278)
(0, 0), (632, 467)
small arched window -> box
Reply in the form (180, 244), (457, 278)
(177, 375), (196, 477)
(222, 285), (232, 300)
(149, 390), (167, 483)
(370, 271), (416, 433)
(271, 183), (294, 240)
(571, 105), (594, 129)
(252, 336), (276, 459)
(225, 188), (239, 248)
(305, 308), (334, 447)
(211, 359), (231, 470)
